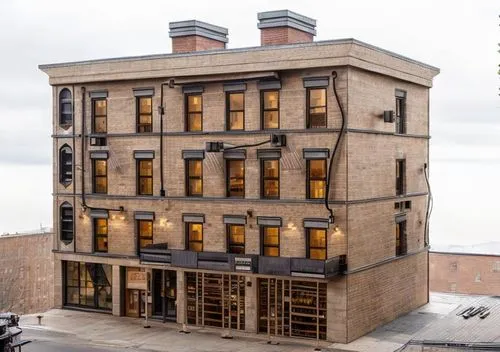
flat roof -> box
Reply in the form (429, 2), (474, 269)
(38, 38), (439, 72)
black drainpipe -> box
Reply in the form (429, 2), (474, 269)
(324, 71), (347, 223)
(72, 84), (76, 252)
(159, 83), (166, 196)
(80, 87), (88, 209)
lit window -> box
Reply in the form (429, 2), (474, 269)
(94, 218), (108, 253)
(307, 159), (326, 199)
(262, 90), (279, 129)
(59, 88), (72, 127)
(186, 94), (202, 131)
(186, 223), (203, 252)
(262, 226), (280, 256)
(137, 96), (152, 133)
(60, 145), (73, 186)
(226, 92), (244, 130)
(93, 159), (107, 194)
(186, 159), (203, 196)
(227, 224), (245, 254)
(92, 98), (107, 133)
(227, 160), (245, 197)
(261, 159), (279, 199)
(60, 202), (73, 242)
(137, 159), (153, 195)
(138, 220), (153, 252)
(307, 88), (327, 128)
(307, 228), (326, 260)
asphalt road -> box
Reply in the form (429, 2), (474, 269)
(20, 328), (135, 352)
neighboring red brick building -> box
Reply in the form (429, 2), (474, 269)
(430, 251), (500, 295)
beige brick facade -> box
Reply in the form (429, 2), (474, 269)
(40, 13), (438, 343)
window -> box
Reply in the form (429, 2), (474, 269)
(226, 160), (245, 197)
(307, 228), (327, 260)
(60, 202), (73, 242)
(395, 90), (407, 134)
(186, 94), (202, 131)
(186, 223), (203, 252)
(93, 159), (108, 194)
(94, 218), (108, 253)
(137, 159), (153, 195)
(227, 224), (245, 254)
(396, 159), (406, 196)
(261, 90), (279, 129)
(395, 219), (407, 256)
(261, 159), (280, 199)
(64, 261), (112, 310)
(307, 159), (327, 199)
(59, 88), (72, 127)
(186, 159), (203, 196)
(137, 220), (153, 252)
(226, 92), (244, 130)
(307, 88), (327, 128)
(92, 98), (107, 133)
(136, 96), (152, 133)
(59, 145), (73, 186)
(261, 226), (280, 256)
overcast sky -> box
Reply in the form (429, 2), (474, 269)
(0, 0), (498, 244)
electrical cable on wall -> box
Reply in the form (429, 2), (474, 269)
(325, 71), (347, 223)
(424, 163), (433, 246)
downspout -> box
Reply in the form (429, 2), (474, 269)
(81, 87), (87, 209)
(159, 83), (166, 196)
(72, 84), (76, 253)
(325, 71), (347, 223)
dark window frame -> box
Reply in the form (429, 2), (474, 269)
(395, 90), (407, 134)
(185, 222), (203, 252)
(306, 228), (327, 260)
(306, 159), (327, 199)
(306, 87), (327, 129)
(91, 98), (107, 134)
(260, 90), (280, 130)
(395, 219), (407, 256)
(59, 144), (73, 187)
(185, 159), (203, 197)
(92, 159), (108, 194)
(226, 159), (245, 198)
(225, 91), (245, 131)
(227, 224), (245, 254)
(59, 88), (73, 127)
(260, 159), (280, 199)
(396, 159), (406, 196)
(60, 202), (74, 243)
(93, 218), (108, 253)
(260, 226), (280, 256)
(137, 159), (153, 196)
(185, 93), (203, 132)
(136, 96), (153, 133)
(137, 219), (153, 254)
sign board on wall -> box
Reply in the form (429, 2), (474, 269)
(127, 270), (147, 290)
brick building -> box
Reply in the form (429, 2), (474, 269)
(430, 251), (500, 295)
(39, 10), (439, 343)
(0, 232), (54, 314)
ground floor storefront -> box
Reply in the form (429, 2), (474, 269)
(61, 260), (333, 341)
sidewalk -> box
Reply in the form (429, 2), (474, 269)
(20, 310), (344, 352)
(19, 293), (477, 352)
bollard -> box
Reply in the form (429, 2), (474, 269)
(36, 315), (43, 325)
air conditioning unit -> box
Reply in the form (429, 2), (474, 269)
(90, 137), (107, 146)
(270, 133), (286, 147)
(383, 110), (395, 123)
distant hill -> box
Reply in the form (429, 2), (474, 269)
(431, 241), (500, 255)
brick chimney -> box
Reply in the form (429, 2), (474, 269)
(257, 10), (316, 46)
(169, 20), (228, 53)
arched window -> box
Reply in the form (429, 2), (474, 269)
(59, 88), (73, 127)
(60, 145), (72, 186)
(60, 202), (74, 243)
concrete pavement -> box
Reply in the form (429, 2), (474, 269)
(18, 293), (480, 352)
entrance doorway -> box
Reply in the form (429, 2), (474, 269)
(151, 269), (177, 321)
